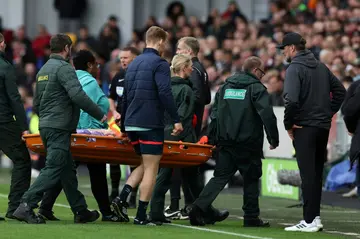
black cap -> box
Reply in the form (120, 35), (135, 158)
(276, 32), (305, 49)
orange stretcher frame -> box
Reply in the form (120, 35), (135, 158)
(23, 134), (213, 168)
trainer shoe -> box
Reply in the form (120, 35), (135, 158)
(74, 209), (100, 223)
(164, 206), (180, 219)
(178, 207), (190, 220)
(243, 217), (270, 227)
(284, 220), (320, 232)
(134, 218), (158, 226)
(188, 205), (206, 226)
(102, 212), (124, 222)
(38, 209), (60, 221)
(204, 209), (229, 225)
(13, 203), (46, 224)
(314, 216), (323, 231)
(111, 197), (130, 222)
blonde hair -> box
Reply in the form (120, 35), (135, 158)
(170, 54), (192, 76)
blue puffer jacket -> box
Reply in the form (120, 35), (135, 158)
(121, 48), (179, 131)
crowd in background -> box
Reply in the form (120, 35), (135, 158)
(0, 0), (360, 131)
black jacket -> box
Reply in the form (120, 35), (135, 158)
(283, 50), (346, 130)
(109, 69), (126, 113)
(191, 57), (211, 107)
(208, 72), (279, 157)
(341, 81), (360, 169)
(0, 51), (28, 131)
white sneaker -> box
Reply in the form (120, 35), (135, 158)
(342, 187), (358, 197)
(314, 216), (323, 230)
(285, 220), (320, 232)
(164, 206), (180, 219)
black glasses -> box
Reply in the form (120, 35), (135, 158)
(256, 68), (266, 77)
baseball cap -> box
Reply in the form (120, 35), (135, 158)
(276, 32), (306, 49)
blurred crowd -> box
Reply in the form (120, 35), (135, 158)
(1, 0), (360, 129)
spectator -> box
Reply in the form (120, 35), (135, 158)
(54, 0), (87, 33)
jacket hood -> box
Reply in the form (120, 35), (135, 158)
(76, 70), (96, 87)
(290, 49), (319, 68)
(171, 76), (192, 87)
(226, 72), (260, 87)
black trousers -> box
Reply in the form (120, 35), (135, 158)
(40, 162), (112, 215)
(0, 121), (31, 214)
(110, 164), (121, 192)
(194, 147), (262, 219)
(150, 166), (204, 219)
(169, 167), (203, 206)
(293, 127), (329, 223)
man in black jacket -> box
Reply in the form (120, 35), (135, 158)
(279, 32), (346, 232)
(189, 56), (279, 227)
(176, 37), (211, 138)
(0, 33), (31, 221)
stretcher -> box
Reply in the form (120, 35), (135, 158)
(23, 133), (213, 167)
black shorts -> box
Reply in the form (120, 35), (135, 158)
(127, 129), (164, 155)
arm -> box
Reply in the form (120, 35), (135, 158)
(87, 80), (110, 115)
(189, 66), (203, 105)
(4, 66), (28, 131)
(120, 80), (128, 133)
(108, 73), (121, 115)
(341, 82), (360, 133)
(207, 90), (220, 145)
(283, 65), (300, 130)
(32, 75), (41, 116)
(252, 83), (279, 148)
(329, 69), (346, 114)
(342, 85), (360, 118)
(177, 87), (195, 123)
(57, 65), (104, 121)
(154, 62), (180, 123)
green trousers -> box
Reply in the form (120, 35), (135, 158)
(194, 146), (262, 219)
(0, 121), (31, 214)
(21, 128), (87, 213)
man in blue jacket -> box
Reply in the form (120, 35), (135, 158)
(111, 26), (183, 225)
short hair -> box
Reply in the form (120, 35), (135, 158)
(170, 54), (192, 76)
(242, 56), (263, 72)
(122, 46), (141, 56)
(0, 33), (4, 43)
(145, 26), (168, 45)
(73, 50), (96, 71)
(50, 34), (73, 53)
(179, 37), (200, 55)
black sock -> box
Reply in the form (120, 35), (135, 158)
(136, 200), (149, 221)
(119, 184), (132, 202)
(170, 199), (179, 211)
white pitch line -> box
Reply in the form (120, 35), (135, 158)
(169, 223), (274, 239)
(0, 193), (273, 239)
